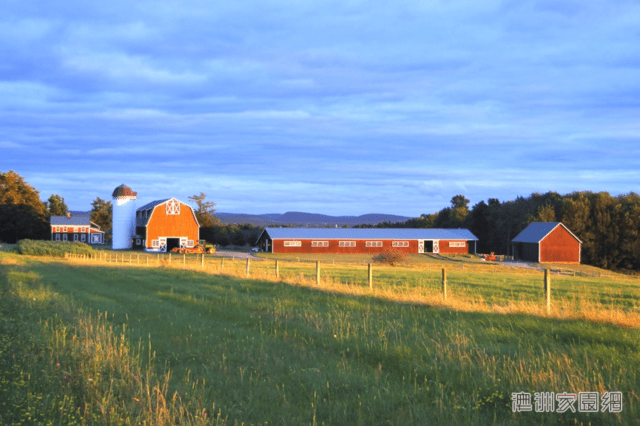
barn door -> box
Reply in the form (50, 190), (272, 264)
(433, 240), (439, 253)
(418, 240), (424, 253)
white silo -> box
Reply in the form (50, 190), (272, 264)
(111, 184), (137, 249)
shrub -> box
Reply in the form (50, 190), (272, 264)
(372, 248), (408, 266)
(16, 239), (93, 257)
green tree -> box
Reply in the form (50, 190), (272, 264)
(0, 170), (49, 243)
(90, 198), (112, 242)
(188, 193), (219, 228)
(46, 194), (68, 216)
(534, 204), (556, 222)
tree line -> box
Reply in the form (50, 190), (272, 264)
(356, 191), (640, 272)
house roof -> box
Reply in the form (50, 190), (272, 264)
(51, 212), (92, 226)
(112, 184), (137, 198)
(511, 222), (582, 244)
(258, 227), (479, 241)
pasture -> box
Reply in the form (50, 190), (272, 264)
(1, 250), (639, 425)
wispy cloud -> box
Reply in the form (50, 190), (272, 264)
(1, 0), (639, 215)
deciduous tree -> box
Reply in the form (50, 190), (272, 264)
(0, 170), (48, 243)
(46, 194), (68, 216)
(188, 193), (219, 227)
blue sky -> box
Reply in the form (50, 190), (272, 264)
(2, 0), (639, 216)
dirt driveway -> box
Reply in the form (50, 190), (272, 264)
(213, 250), (263, 261)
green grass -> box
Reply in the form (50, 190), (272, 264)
(1, 253), (639, 425)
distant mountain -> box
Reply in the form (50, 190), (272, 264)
(214, 211), (412, 227)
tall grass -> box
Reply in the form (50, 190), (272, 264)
(2, 252), (639, 424)
(0, 263), (225, 425)
(17, 239), (93, 257)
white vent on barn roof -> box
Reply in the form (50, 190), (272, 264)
(166, 199), (180, 215)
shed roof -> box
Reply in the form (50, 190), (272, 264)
(511, 222), (582, 244)
(259, 227), (479, 241)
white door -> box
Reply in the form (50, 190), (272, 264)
(418, 240), (424, 253)
(433, 240), (439, 253)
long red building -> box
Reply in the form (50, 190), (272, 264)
(511, 222), (581, 263)
(256, 228), (478, 254)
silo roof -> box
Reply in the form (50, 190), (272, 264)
(112, 184), (137, 198)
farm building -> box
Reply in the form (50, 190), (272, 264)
(511, 222), (581, 263)
(111, 184), (200, 252)
(256, 228), (478, 254)
(50, 211), (105, 244)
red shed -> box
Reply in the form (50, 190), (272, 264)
(511, 222), (581, 263)
(256, 228), (478, 254)
(134, 198), (200, 252)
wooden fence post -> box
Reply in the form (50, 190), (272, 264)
(129, 254), (132, 265)
(169, 253), (172, 265)
(246, 258), (250, 277)
(368, 263), (372, 290)
(201, 254), (204, 269)
(316, 261), (320, 285)
(544, 269), (551, 314)
(442, 268), (447, 300)
(221, 257), (224, 271)
(275, 260), (279, 278)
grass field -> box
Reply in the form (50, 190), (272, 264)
(1, 251), (639, 425)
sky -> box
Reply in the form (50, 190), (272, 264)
(2, 0), (639, 217)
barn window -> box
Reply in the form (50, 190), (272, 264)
(73, 234), (78, 241)
(339, 241), (356, 247)
(81, 234), (86, 242)
(449, 242), (465, 247)
(62, 234), (67, 241)
(152, 240), (160, 248)
(392, 241), (409, 247)
(136, 239), (141, 245)
(365, 241), (383, 247)
(187, 240), (194, 247)
(55, 234), (60, 241)
(166, 199), (180, 215)
(284, 241), (301, 247)
(311, 241), (329, 247)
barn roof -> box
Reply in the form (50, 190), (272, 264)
(258, 227), (479, 241)
(112, 184), (137, 198)
(511, 222), (582, 244)
(135, 198), (199, 227)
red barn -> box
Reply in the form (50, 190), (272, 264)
(256, 228), (478, 254)
(133, 198), (200, 252)
(511, 222), (581, 263)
